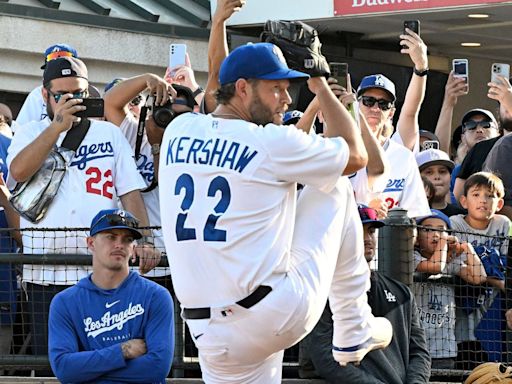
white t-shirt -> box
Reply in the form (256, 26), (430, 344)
(15, 86), (46, 129)
(159, 113), (349, 308)
(350, 138), (430, 217)
(119, 115), (167, 277)
(7, 118), (146, 285)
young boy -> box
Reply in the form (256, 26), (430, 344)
(414, 209), (485, 369)
(450, 171), (512, 365)
(416, 148), (465, 217)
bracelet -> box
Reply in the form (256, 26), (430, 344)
(413, 67), (429, 77)
(192, 87), (204, 97)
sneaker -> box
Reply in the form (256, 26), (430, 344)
(332, 317), (393, 366)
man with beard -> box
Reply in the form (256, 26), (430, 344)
(158, 42), (392, 383)
(483, 76), (512, 220)
(7, 57), (159, 367)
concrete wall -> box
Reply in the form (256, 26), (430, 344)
(0, 15), (209, 95)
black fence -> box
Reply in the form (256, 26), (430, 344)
(0, 211), (509, 381)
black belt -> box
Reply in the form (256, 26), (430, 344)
(183, 285), (272, 320)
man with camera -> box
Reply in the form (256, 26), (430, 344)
(104, 73), (195, 285)
(7, 56), (160, 362)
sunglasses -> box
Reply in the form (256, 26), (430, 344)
(359, 96), (394, 111)
(91, 213), (140, 233)
(47, 89), (88, 103)
(463, 120), (495, 132)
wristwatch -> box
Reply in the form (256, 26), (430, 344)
(151, 143), (160, 156)
(413, 67), (429, 77)
(192, 87), (204, 98)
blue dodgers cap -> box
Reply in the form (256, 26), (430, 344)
(416, 209), (451, 229)
(357, 74), (396, 102)
(219, 43), (310, 85)
(357, 204), (385, 228)
(41, 43), (78, 69)
(90, 209), (143, 239)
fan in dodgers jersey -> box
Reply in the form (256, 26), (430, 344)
(158, 42), (393, 383)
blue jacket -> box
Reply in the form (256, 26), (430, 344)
(49, 271), (174, 383)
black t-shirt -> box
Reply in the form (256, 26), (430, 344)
(458, 137), (500, 180)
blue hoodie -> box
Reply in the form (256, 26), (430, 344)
(49, 271), (174, 383)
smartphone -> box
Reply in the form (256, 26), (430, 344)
(75, 98), (104, 118)
(330, 62), (348, 89)
(422, 140), (439, 151)
(491, 63), (510, 85)
(169, 43), (187, 69)
(453, 58), (469, 91)
(404, 20), (420, 36)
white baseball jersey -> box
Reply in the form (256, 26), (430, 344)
(351, 138), (429, 217)
(159, 113), (348, 308)
(15, 86), (46, 129)
(119, 115), (167, 277)
(7, 118), (146, 285)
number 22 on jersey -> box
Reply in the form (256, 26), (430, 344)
(174, 173), (231, 242)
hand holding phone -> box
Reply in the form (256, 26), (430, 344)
(452, 59), (469, 93)
(402, 20), (420, 49)
(491, 63), (510, 85)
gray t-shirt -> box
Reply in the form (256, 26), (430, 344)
(483, 135), (512, 205)
(449, 214), (510, 342)
(413, 250), (464, 358)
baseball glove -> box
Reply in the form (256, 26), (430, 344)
(260, 20), (330, 78)
(465, 362), (512, 384)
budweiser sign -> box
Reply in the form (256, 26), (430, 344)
(334, 0), (510, 16)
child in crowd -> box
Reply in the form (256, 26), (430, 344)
(450, 172), (511, 366)
(414, 209), (485, 370)
(416, 149), (466, 217)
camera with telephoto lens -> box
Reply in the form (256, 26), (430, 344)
(151, 84), (196, 129)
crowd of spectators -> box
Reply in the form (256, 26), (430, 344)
(0, 0), (510, 381)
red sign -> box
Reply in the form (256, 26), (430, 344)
(334, 0), (511, 16)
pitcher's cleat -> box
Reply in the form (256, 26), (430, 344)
(332, 317), (392, 366)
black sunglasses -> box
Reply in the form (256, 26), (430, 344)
(359, 96), (394, 111)
(47, 89), (88, 103)
(463, 120), (495, 132)
(91, 213), (139, 232)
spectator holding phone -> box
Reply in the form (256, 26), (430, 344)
(7, 57), (159, 364)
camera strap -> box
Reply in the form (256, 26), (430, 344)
(61, 118), (91, 151)
(135, 106), (148, 160)
(135, 106), (158, 194)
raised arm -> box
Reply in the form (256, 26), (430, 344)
(308, 77), (367, 175)
(396, 29), (428, 151)
(434, 72), (467, 153)
(104, 73), (172, 127)
(203, 0), (246, 113)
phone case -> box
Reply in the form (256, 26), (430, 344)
(169, 44), (187, 69)
(330, 62), (348, 89)
(404, 20), (420, 35)
(453, 59), (468, 78)
(491, 63), (510, 84)
(75, 98), (104, 118)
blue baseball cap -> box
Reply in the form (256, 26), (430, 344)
(358, 204), (385, 228)
(357, 74), (396, 102)
(104, 77), (125, 93)
(219, 43), (310, 86)
(90, 209), (143, 239)
(41, 43), (78, 69)
(416, 209), (451, 229)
